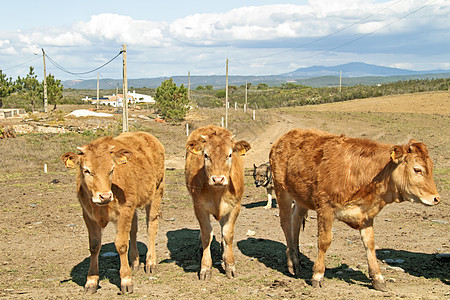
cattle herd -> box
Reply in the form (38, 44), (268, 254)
(61, 125), (440, 294)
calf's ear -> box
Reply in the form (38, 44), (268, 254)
(187, 140), (205, 155)
(112, 149), (133, 165)
(390, 145), (405, 164)
(234, 140), (251, 156)
(61, 152), (79, 168)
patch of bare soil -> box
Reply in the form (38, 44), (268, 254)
(0, 92), (448, 299)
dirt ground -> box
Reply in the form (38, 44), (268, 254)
(0, 91), (449, 299)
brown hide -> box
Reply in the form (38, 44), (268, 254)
(185, 125), (250, 280)
(61, 131), (165, 294)
(269, 128), (440, 291)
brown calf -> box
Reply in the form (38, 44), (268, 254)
(185, 125), (251, 280)
(61, 132), (165, 294)
(269, 128), (440, 291)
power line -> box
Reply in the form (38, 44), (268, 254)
(1, 56), (41, 71)
(239, 0), (404, 62)
(258, 0), (438, 66)
(44, 50), (123, 77)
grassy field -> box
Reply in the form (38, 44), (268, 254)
(0, 91), (448, 299)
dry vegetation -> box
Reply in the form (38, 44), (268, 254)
(0, 91), (448, 299)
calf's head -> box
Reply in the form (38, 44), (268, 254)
(390, 139), (440, 206)
(61, 141), (132, 205)
(187, 131), (250, 186)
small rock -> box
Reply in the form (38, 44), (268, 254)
(431, 219), (448, 224)
(66, 224), (76, 227)
(185, 265), (199, 271)
(383, 259), (395, 264)
(148, 276), (158, 280)
(246, 230), (256, 236)
(387, 266), (405, 272)
(102, 252), (118, 257)
(394, 259), (405, 264)
(385, 219), (391, 222)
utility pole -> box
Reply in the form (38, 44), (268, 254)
(244, 82), (248, 113)
(225, 58), (229, 128)
(42, 48), (48, 113)
(122, 44), (128, 132)
(96, 72), (99, 109)
(339, 69), (342, 93)
(116, 83), (119, 107)
(188, 71), (191, 100)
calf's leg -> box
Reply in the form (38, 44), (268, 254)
(360, 224), (387, 291)
(219, 204), (241, 278)
(82, 211), (102, 294)
(291, 203), (308, 269)
(115, 208), (135, 294)
(275, 187), (298, 275)
(129, 211), (140, 270)
(194, 206), (213, 280)
(145, 197), (161, 273)
(312, 208), (334, 288)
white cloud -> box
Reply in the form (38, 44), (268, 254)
(0, 40), (16, 55)
(74, 13), (169, 46)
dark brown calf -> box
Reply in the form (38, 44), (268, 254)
(270, 128), (440, 291)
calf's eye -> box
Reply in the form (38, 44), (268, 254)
(413, 167), (423, 175)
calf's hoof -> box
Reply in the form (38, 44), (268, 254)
(225, 264), (236, 278)
(120, 278), (134, 294)
(287, 261), (300, 276)
(372, 279), (388, 292)
(311, 278), (324, 288)
(145, 263), (156, 274)
(199, 268), (212, 280)
(84, 285), (98, 295)
(84, 276), (98, 294)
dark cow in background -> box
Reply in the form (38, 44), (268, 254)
(253, 162), (275, 209)
(270, 128), (440, 291)
(61, 132), (165, 294)
(185, 125), (251, 280)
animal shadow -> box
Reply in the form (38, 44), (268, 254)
(237, 238), (313, 278)
(376, 248), (449, 285)
(162, 228), (224, 276)
(238, 238), (375, 288)
(68, 242), (148, 291)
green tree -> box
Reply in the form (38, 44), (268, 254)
(205, 85), (213, 90)
(257, 83), (268, 90)
(46, 74), (64, 110)
(16, 67), (42, 111)
(196, 85), (205, 90)
(0, 70), (15, 108)
(155, 78), (190, 122)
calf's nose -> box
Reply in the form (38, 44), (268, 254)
(433, 196), (441, 205)
(211, 175), (226, 185)
(99, 192), (113, 202)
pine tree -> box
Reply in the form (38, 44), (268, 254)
(155, 79), (190, 122)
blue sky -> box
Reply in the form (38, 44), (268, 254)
(1, 0), (449, 81)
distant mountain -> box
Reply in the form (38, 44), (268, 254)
(63, 62), (450, 89)
(280, 62), (449, 78)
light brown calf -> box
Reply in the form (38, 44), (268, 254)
(269, 128), (440, 291)
(61, 132), (164, 294)
(185, 125), (251, 280)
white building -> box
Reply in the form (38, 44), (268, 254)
(82, 91), (155, 107)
